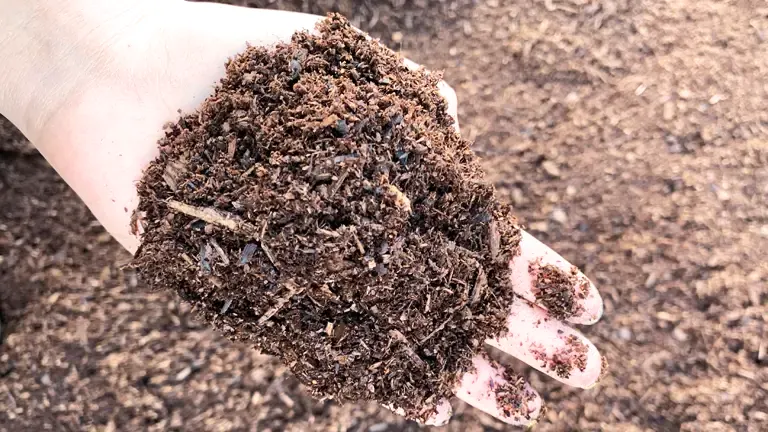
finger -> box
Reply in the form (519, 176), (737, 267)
(510, 230), (603, 324)
(381, 398), (453, 426)
(487, 300), (606, 388)
(437, 80), (460, 132)
(455, 354), (542, 426)
(424, 399), (453, 426)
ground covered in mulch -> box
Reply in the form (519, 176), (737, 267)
(2, 0), (767, 431)
(133, 15), (519, 420)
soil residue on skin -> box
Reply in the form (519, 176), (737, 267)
(549, 335), (589, 379)
(599, 355), (610, 383)
(492, 366), (539, 422)
(132, 14), (521, 420)
(529, 262), (588, 320)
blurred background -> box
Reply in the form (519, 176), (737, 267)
(1, 0), (766, 431)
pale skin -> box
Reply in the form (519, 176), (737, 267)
(0, 0), (605, 426)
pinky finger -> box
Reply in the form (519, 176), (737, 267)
(380, 398), (453, 427)
(455, 354), (543, 426)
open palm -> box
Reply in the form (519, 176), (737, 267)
(2, 0), (604, 426)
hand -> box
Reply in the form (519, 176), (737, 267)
(0, 0), (605, 426)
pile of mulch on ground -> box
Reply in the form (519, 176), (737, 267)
(133, 14), (521, 420)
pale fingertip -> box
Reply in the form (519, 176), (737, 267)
(423, 399), (453, 426)
(488, 300), (604, 389)
(576, 341), (603, 389)
(576, 289), (604, 325)
(455, 355), (542, 425)
(566, 278), (603, 325)
(511, 230), (603, 324)
(585, 355), (610, 389)
(381, 399), (452, 426)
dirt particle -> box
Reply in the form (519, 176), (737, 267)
(541, 161), (561, 178)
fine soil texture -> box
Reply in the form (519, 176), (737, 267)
(2, 0), (767, 431)
(132, 15), (520, 420)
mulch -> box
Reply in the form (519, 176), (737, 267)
(1, 0), (766, 431)
(134, 14), (521, 421)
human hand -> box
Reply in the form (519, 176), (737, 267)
(0, 0), (605, 426)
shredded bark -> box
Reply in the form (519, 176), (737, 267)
(132, 14), (521, 420)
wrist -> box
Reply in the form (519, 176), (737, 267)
(0, 0), (173, 142)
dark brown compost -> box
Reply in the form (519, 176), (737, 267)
(132, 14), (521, 419)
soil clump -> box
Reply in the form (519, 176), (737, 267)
(132, 14), (520, 419)
(529, 262), (588, 321)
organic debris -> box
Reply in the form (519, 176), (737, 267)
(132, 14), (520, 420)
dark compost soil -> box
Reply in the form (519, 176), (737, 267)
(2, 0), (767, 431)
(132, 15), (520, 420)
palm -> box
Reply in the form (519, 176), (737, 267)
(32, 2), (603, 426)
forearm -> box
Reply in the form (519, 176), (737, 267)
(0, 0), (163, 142)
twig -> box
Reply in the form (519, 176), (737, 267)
(330, 169), (349, 198)
(260, 243), (278, 269)
(257, 219), (279, 269)
(258, 280), (305, 325)
(220, 299), (232, 314)
(389, 330), (427, 368)
(488, 220), (500, 262)
(209, 239), (230, 266)
(470, 267), (487, 305)
(167, 200), (278, 268)
(167, 200), (258, 235)
(418, 314), (454, 345)
(180, 253), (195, 267)
(351, 230), (365, 255)
(241, 164), (258, 178)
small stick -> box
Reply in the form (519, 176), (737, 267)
(330, 169), (349, 198)
(470, 267), (487, 305)
(209, 239), (230, 266)
(389, 330), (427, 368)
(167, 200), (278, 268)
(488, 220), (501, 262)
(260, 243), (279, 269)
(241, 164), (258, 178)
(258, 280), (305, 325)
(180, 253), (195, 267)
(257, 219), (279, 269)
(220, 299), (233, 314)
(418, 315), (453, 345)
(351, 231), (365, 255)
(167, 200), (258, 235)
